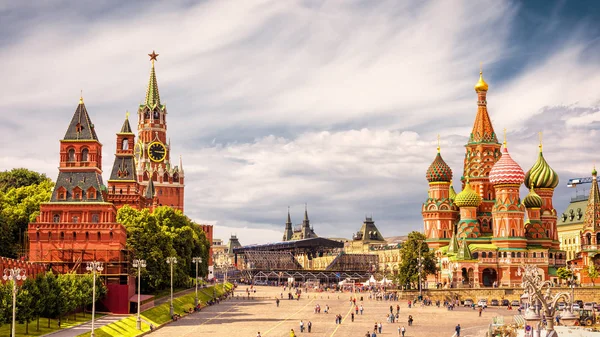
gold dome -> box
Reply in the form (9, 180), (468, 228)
(474, 71), (488, 92)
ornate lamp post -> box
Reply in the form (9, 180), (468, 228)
(86, 261), (104, 337)
(518, 265), (577, 337)
(3, 268), (26, 337)
(166, 257), (177, 317)
(192, 257), (202, 307)
(132, 259), (146, 330)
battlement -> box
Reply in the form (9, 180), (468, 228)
(0, 257), (47, 284)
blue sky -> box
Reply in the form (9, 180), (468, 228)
(1, 0), (600, 245)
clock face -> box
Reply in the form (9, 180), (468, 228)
(134, 142), (143, 162)
(148, 142), (167, 162)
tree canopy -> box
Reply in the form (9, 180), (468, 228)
(396, 231), (437, 289)
(117, 205), (210, 293)
(0, 168), (53, 258)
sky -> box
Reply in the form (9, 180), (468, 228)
(2, 0), (600, 246)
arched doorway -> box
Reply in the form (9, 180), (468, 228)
(482, 268), (497, 287)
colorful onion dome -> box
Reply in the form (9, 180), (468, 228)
(489, 146), (525, 185)
(455, 181), (482, 207)
(474, 71), (489, 92)
(524, 148), (559, 189)
(523, 187), (543, 208)
(426, 152), (453, 183)
(449, 182), (457, 201)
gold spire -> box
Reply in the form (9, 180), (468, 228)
(79, 90), (83, 104)
(125, 110), (129, 119)
(474, 65), (489, 92)
(538, 131), (543, 152)
(503, 128), (507, 148)
(437, 134), (441, 153)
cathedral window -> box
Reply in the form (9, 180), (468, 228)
(596, 232), (600, 244)
(81, 148), (89, 161)
(110, 232), (114, 240)
(482, 252), (487, 258)
(472, 252), (478, 259)
(72, 216), (79, 223)
(587, 233), (592, 245)
(91, 214), (99, 223)
(511, 252), (515, 258)
(97, 232), (101, 241)
(73, 232), (77, 240)
(533, 252), (536, 258)
(87, 187), (96, 199)
(152, 172), (158, 182)
(85, 232), (89, 241)
(68, 148), (76, 162)
(517, 252), (521, 258)
(163, 173), (169, 182)
(122, 138), (129, 150)
(488, 252), (493, 258)
(173, 173), (179, 181)
(60, 232), (65, 240)
(153, 110), (160, 119)
(53, 214), (60, 223)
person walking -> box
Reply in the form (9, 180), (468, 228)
(390, 305), (394, 314)
(365, 331), (370, 337)
(300, 320), (304, 332)
(401, 326), (406, 337)
(308, 321), (312, 333)
(276, 298), (280, 307)
(371, 330), (377, 337)
(290, 329), (296, 337)
(478, 307), (482, 317)
(257, 332), (262, 337)
(351, 312), (355, 322)
(378, 322), (382, 333)
(356, 305), (359, 315)
(455, 324), (461, 337)
(408, 315), (413, 326)
(360, 305), (364, 315)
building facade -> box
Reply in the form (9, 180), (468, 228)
(423, 71), (566, 288)
(558, 195), (587, 261)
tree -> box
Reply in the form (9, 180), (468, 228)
(396, 231), (437, 290)
(557, 267), (573, 284)
(586, 264), (599, 286)
(0, 168), (49, 192)
(16, 278), (36, 334)
(0, 281), (10, 328)
(117, 205), (210, 293)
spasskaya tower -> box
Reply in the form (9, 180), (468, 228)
(133, 51), (185, 211)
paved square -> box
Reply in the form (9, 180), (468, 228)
(149, 286), (515, 337)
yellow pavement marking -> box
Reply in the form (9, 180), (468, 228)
(263, 298), (315, 336)
(329, 304), (354, 337)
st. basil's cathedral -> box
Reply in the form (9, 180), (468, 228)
(422, 70), (566, 288)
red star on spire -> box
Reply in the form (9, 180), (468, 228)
(148, 50), (159, 62)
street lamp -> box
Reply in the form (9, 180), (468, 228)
(166, 257), (177, 317)
(192, 257), (202, 307)
(86, 261), (104, 337)
(3, 268), (26, 337)
(517, 264), (573, 337)
(132, 259), (146, 330)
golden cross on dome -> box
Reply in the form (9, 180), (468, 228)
(79, 89), (83, 104)
(538, 131), (543, 151)
(480, 62), (483, 74)
(437, 134), (441, 153)
(148, 50), (159, 65)
(503, 128), (507, 147)
(126, 110), (130, 119)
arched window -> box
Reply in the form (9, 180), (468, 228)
(53, 214), (60, 223)
(587, 233), (592, 245)
(173, 173), (179, 182)
(488, 252), (493, 258)
(91, 214), (99, 223)
(482, 252), (487, 258)
(110, 232), (114, 240)
(81, 148), (89, 161)
(540, 252), (544, 258)
(97, 232), (101, 241)
(60, 232), (65, 240)
(511, 229), (516, 237)
(503, 252), (507, 258)
(68, 148), (76, 161)
(153, 110), (160, 119)
(73, 232), (77, 240)
(549, 253), (553, 258)
(72, 216), (79, 223)
(596, 232), (600, 244)
(85, 232), (89, 241)
(122, 138), (129, 150)
(533, 252), (537, 258)
(36, 231), (40, 241)
(517, 252), (521, 258)
(472, 252), (479, 259)
(511, 252), (515, 258)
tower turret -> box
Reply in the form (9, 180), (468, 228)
(283, 207), (293, 241)
(455, 180), (482, 238)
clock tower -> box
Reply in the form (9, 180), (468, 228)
(133, 51), (185, 211)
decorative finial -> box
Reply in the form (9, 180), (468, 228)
(148, 50), (159, 66)
(79, 90), (83, 104)
(538, 131), (543, 152)
(437, 134), (441, 153)
(480, 62), (483, 74)
(503, 128), (507, 148)
(126, 110), (129, 119)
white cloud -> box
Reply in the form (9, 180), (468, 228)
(1, 1), (600, 244)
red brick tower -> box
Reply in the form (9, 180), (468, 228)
(422, 144), (459, 248)
(106, 113), (144, 209)
(463, 70), (502, 234)
(133, 51), (185, 211)
(28, 96), (131, 313)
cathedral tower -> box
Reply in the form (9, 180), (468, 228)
(133, 51), (185, 211)
(283, 207), (293, 241)
(463, 70), (502, 234)
(455, 180), (482, 238)
(422, 144), (459, 248)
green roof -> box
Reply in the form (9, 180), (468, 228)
(468, 244), (498, 251)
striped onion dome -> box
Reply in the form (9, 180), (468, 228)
(524, 149), (559, 189)
(455, 181), (482, 207)
(489, 146), (525, 186)
(523, 188), (543, 208)
(426, 153), (453, 183)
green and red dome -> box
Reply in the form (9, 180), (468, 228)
(426, 153), (453, 183)
(524, 150), (559, 189)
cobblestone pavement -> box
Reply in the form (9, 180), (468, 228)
(149, 286), (515, 337)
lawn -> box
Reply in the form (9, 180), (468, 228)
(0, 314), (104, 337)
(77, 283), (232, 337)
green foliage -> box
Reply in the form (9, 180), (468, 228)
(0, 168), (49, 192)
(396, 231), (437, 289)
(0, 169), (53, 257)
(117, 206), (210, 293)
(557, 267), (573, 281)
(586, 264), (599, 286)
